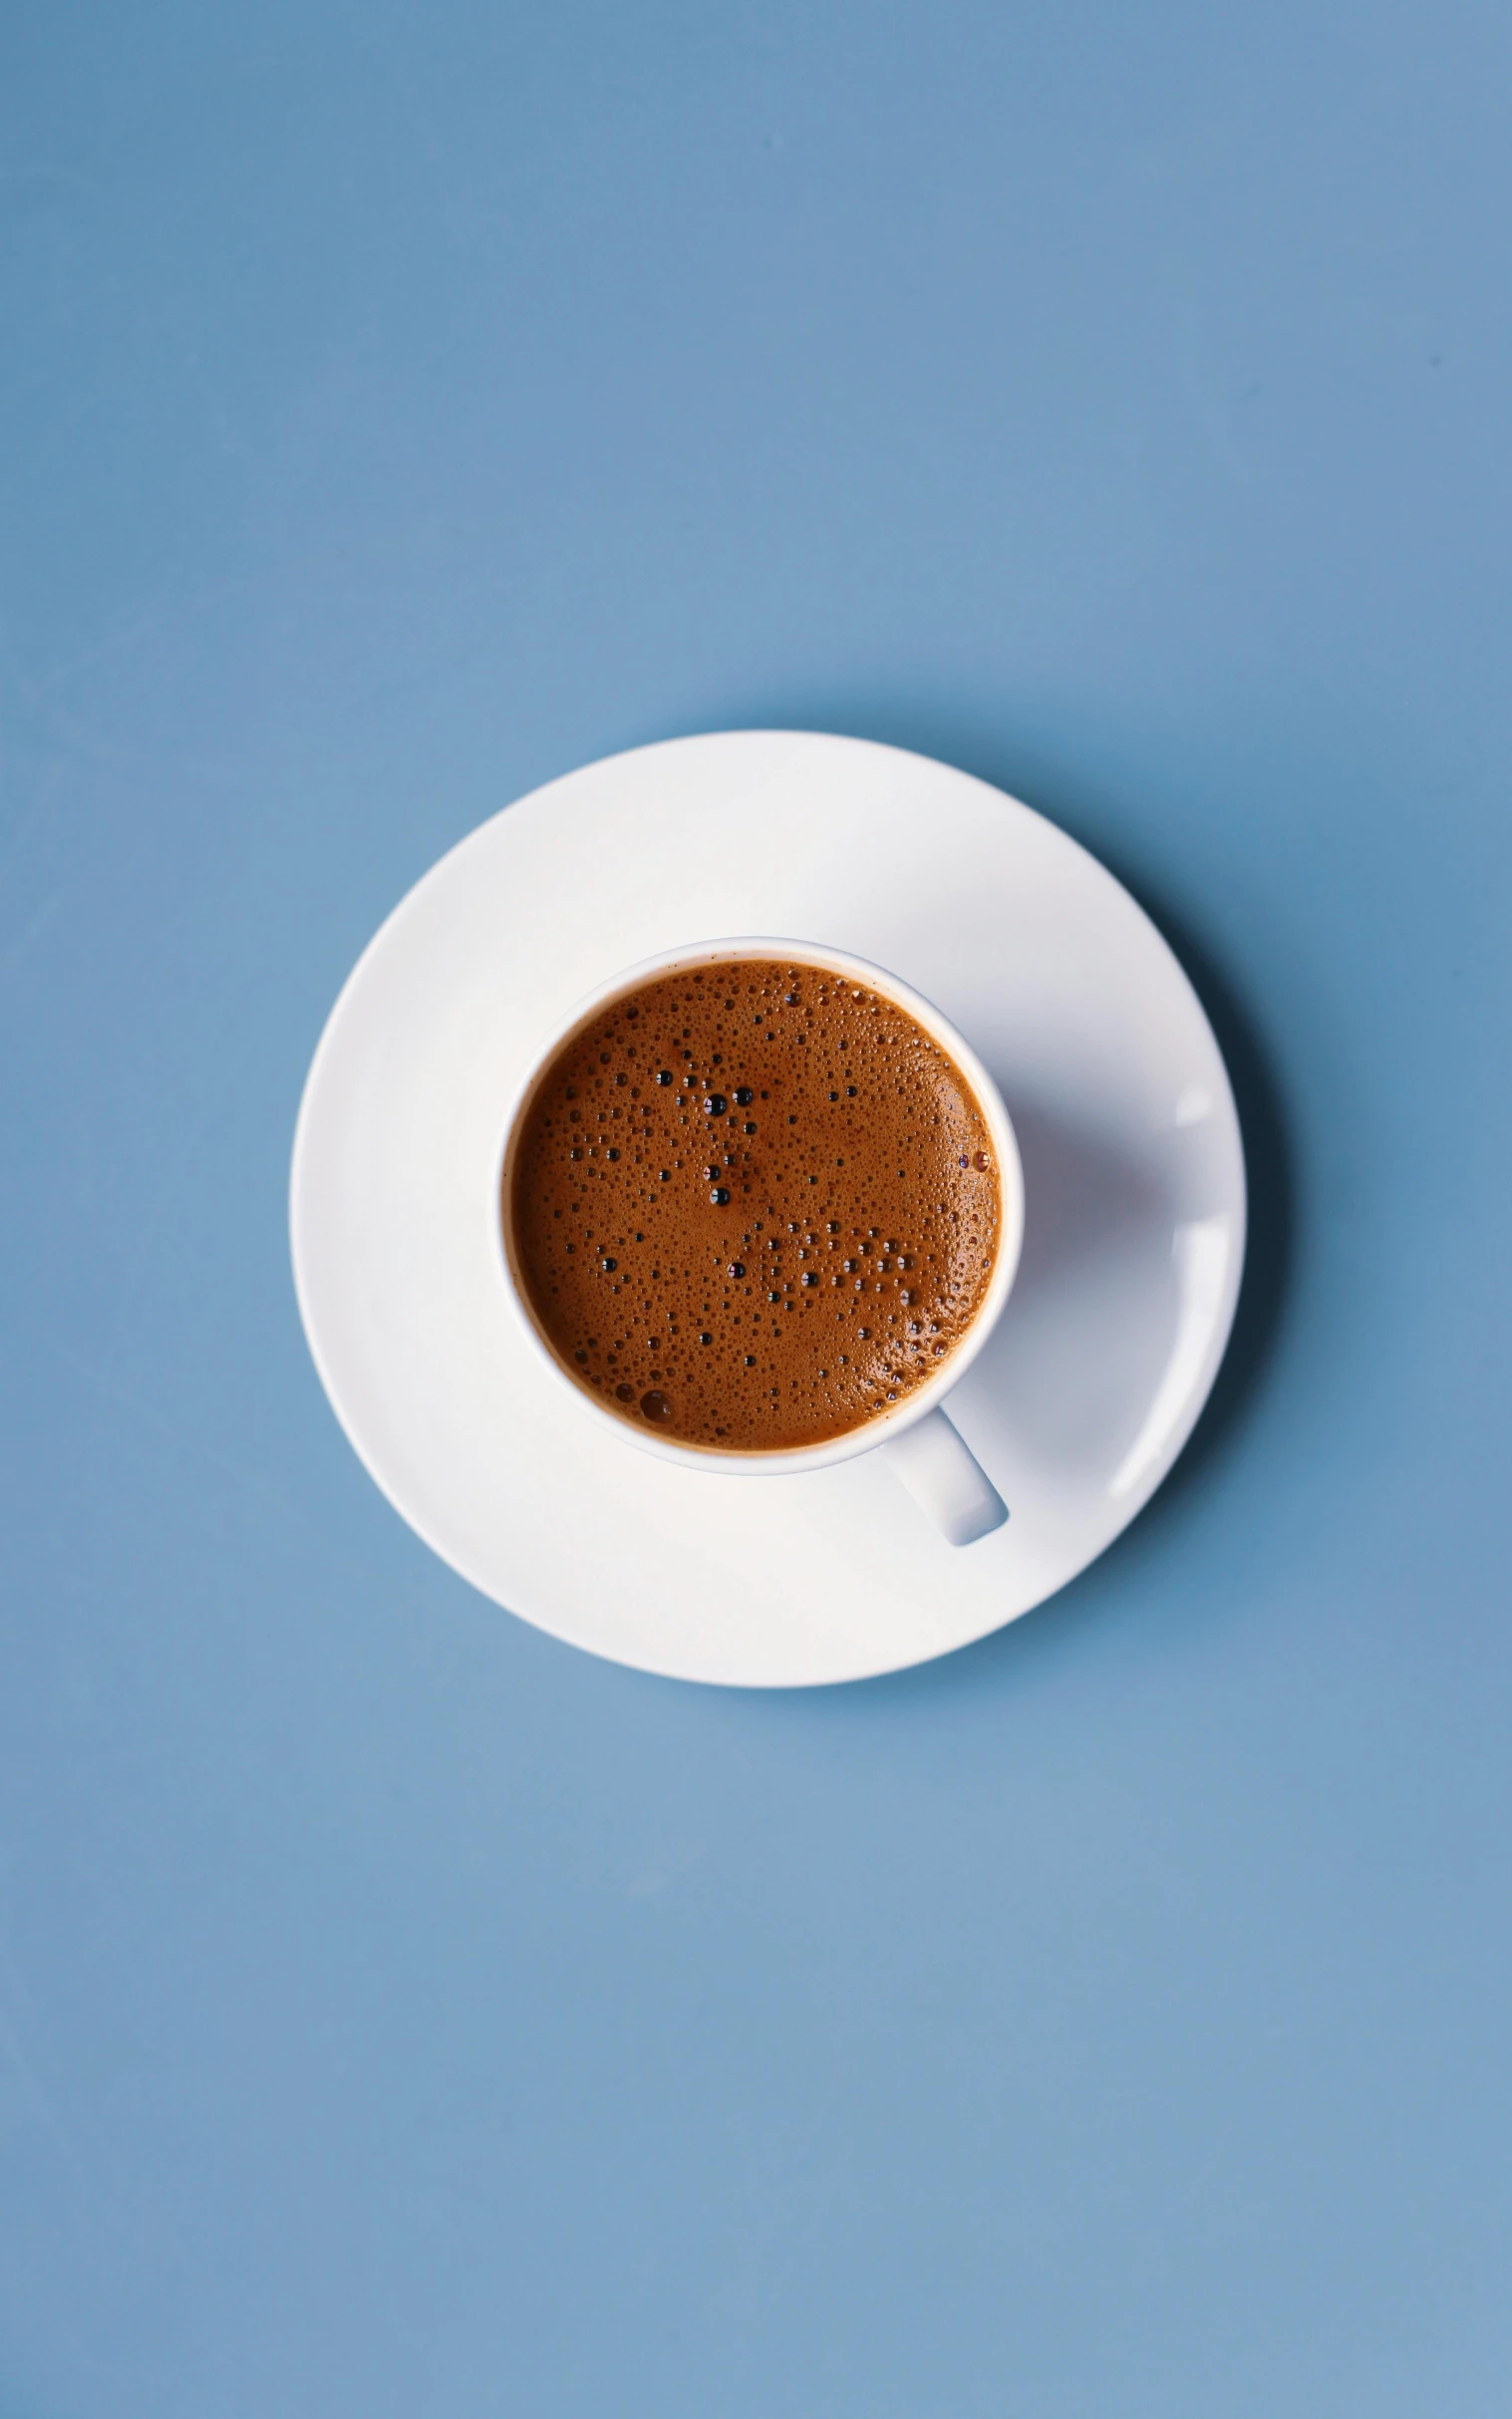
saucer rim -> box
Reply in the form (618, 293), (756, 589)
(290, 729), (1247, 1685)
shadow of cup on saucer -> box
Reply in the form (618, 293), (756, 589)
(1111, 888), (1294, 1517)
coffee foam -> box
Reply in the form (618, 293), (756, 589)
(506, 958), (1001, 1450)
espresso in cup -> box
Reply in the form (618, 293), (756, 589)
(504, 955), (1002, 1449)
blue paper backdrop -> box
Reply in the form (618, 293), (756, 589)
(3, 3), (1511, 2411)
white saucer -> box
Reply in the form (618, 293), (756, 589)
(291, 732), (1245, 1687)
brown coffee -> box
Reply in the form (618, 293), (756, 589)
(505, 955), (1001, 1450)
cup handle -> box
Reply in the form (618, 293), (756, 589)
(879, 1406), (1008, 1546)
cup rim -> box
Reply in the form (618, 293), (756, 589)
(492, 937), (1024, 1475)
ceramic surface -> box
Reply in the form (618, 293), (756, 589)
(291, 731), (1246, 1685)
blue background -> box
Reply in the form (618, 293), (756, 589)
(3, 3), (1510, 2411)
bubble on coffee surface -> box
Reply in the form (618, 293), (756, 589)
(505, 958), (1001, 1449)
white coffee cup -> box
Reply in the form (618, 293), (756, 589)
(493, 939), (1024, 1545)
